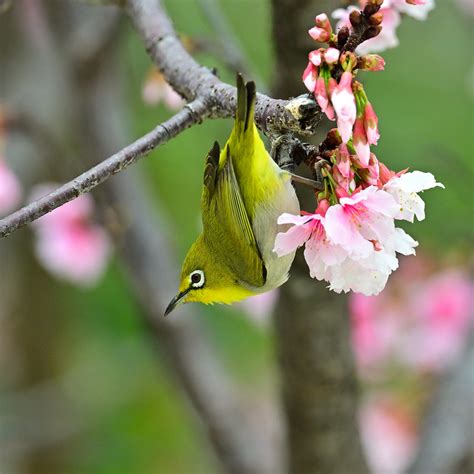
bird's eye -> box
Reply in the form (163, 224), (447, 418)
(190, 270), (205, 288)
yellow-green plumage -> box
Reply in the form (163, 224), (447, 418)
(165, 76), (300, 314)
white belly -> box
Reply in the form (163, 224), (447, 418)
(252, 174), (300, 292)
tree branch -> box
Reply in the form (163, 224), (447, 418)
(0, 99), (207, 238)
(0, 0), (322, 239)
(124, 0), (321, 136)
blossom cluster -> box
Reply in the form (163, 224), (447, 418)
(334, 0), (435, 55)
(31, 184), (111, 287)
(274, 1), (442, 296)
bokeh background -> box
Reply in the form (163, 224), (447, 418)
(0, 0), (472, 473)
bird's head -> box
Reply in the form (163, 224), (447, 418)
(164, 235), (254, 316)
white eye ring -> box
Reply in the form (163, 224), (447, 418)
(189, 270), (205, 288)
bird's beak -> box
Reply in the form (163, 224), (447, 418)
(164, 288), (190, 317)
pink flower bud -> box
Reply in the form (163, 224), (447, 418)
(378, 162), (395, 184)
(336, 144), (352, 178)
(359, 54), (385, 71)
(315, 13), (332, 34)
(308, 26), (331, 42)
(302, 61), (318, 92)
(327, 77), (337, 97)
(364, 102), (380, 145)
(309, 49), (322, 66)
(324, 47), (340, 65)
(315, 77), (335, 120)
(331, 72), (356, 143)
(353, 116), (370, 167)
(315, 198), (330, 216)
(366, 153), (380, 185)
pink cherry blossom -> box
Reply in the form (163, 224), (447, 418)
(324, 186), (401, 259)
(31, 185), (111, 287)
(0, 159), (22, 216)
(359, 395), (417, 474)
(34, 222), (111, 287)
(274, 191), (418, 296)
(331, 71), (356, 143)
(302, 61), (318, 92)
(273, 204), (349, 285)
(383, 171), (444, 222)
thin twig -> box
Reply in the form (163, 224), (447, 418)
(0, 100), (207, 238)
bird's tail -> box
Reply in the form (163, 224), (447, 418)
(235, 73), (256, 135)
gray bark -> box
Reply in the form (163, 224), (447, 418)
(271, 1), (368, 472)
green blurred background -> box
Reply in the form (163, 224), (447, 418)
(0, 0), (472, 472)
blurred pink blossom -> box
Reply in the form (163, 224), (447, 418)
(390, 0), (435, 20)
(142, 69), (184, 111)
(359, 394), (417, 474)
(31, 185), (111, 287)
(350, 263), (474, 375)
(350, 293), (402, 372)
(402, 270), (474, 371)
(0, 159), (22, 216)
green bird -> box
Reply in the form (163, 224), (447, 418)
(165, 75), (300, 315)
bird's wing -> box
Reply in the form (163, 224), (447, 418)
(202, 142), (266, 288)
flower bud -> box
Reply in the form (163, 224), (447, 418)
(358, 54), (385, 71)
(349, 10), (362, 26)
(302, 61), (318, 92)
(315, 13), (332, 34)
(353, 116), (370, 167)
(369, 12), (384, 26)
(324, 47), (340, 65)
(363, 102), (380, 145)
(337, 26), (350, 49)
(363, 25), (382, 40)
(309, 49), (323, 66)
(308, 26), (331, 42)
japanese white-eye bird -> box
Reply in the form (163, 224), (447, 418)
(165, 75), (300, 315)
